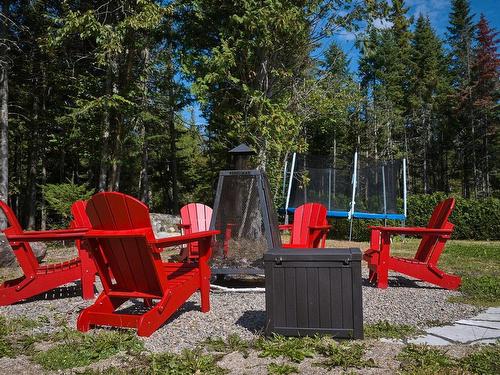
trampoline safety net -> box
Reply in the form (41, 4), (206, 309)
(211, 171), (281, 271)
(285, 153), (406, 220)
(287, 154), (353, 215)
(354, 157), (404, 218)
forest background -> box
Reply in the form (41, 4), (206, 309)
(0, 0), (498, 231)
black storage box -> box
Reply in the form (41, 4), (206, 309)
(264, 248), (363, 339)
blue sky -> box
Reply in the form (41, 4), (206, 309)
(334, 0), (500, 72)
(185, 1), (500, 125)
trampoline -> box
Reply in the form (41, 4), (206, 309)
(283, 152), (407, 238)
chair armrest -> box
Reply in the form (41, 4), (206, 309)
(278, 224), (293, 231)
(6, 228), (88, 242)
(85, 228), (150, 239)
(368, 226), (453, 236)
(154, 230), (220, 248)
(308, 225), (331, 231)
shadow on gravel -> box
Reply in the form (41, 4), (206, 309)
(18, 282), (89, 304)
(362, 276), (442, 290)
(236, 310), (265, 333)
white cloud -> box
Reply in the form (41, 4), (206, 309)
(373, 18), (394, 29)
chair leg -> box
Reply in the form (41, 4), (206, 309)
(80, 269), (96, 300)
(376, 267), (388, 289)
(200, 274), (210, 313)
(77, 293), (127, 332)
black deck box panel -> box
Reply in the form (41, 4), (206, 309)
(264, 248), (363, 339)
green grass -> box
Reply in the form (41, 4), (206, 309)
(397, 342), (500, 375)
(390, 240), (500, 306)
(0, 315), (44, 358)
(255, 335), (317, 363)
(267, 362), (299, 374)
(32, 330), (144, 370)
(204, 333), (251, 357)
(460, 342), (500, 375)
(147, 349), (227, 375)
(364, 321), (422, 339)
(314, 341), (376, 370)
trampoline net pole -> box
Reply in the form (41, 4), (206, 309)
(382, 164), (387, 226)
(284, 152), (296, 225)
(349, 151), (358, 241)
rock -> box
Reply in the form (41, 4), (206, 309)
(0, 233), (47, 267)
(150, 213), (180, 235)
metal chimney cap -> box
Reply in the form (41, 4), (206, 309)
(229, 144), (256, 155)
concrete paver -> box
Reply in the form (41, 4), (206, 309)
(408, 307), (500, 345)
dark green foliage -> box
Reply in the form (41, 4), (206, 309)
(364, 321), (422, 339)
(336, 193), (500, 241)
(406, 193), (500, 240)
(42, 183), (94, 226)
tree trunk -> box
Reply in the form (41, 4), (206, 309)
(0, 65), (7, 205)
(0, 0), (9, 230)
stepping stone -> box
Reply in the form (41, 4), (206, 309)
(455, 319), (500, 330)
(470, 307), (500, 322)
(425, 324), (500, 344)
(408, 335), (452, 346)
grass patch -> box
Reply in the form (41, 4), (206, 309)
(0, 315), (44, 358)
(398, 342), (500, 374)
(450, 275), (500, 307)
(204, 333), (251, 357)
(388, 240), (500, 307)
(267, 362), (299, 374)
(397, 344), (457, 374)
(256, 335), (317, 363)
(147, 349), (227, 375)
(314, 341), (376, 370)
(364, 321), (422, 339)
(32, 330), (143, 370)
(460, 342), (500, 375)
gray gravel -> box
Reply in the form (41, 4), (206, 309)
(0, 268), (481, 353)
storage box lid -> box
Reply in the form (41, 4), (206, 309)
(263, 248), (362, 262)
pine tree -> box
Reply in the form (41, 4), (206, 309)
(472, 14), (499, 196)
(358, 0), (413, 160)
(447, 0), (476, 197)
(408, 15), (451, 193)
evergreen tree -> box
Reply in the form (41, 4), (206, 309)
(471, 14), (499, 196)
(447, 0), (476, 197)
(408, 15), (451, 193)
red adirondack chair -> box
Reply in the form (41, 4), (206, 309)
(77, 192), (219, 337)
(0, 200), (96, 305)
(179, 203), (232, 259)
(279, 203), (331, 248)
(363, 198), (461, 290)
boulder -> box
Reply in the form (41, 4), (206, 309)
(0, 233), (47, 267)
(150, 213), (180, 236)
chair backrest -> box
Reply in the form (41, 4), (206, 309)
(70, 200), (91, 228)
(291, 203), (328, 247)
(85, 192), (165, 297)
(414, 198), (455, 262)
(180, 203), (212, 234)
(180, 203), (212, 257)
(0, 200), (39, 273)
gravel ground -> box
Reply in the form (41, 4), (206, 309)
(0, 266), (481, 353)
